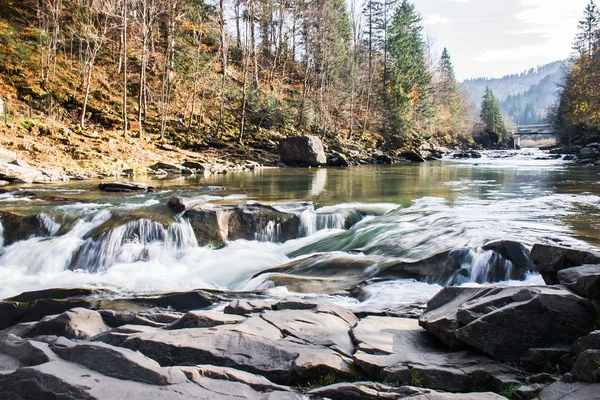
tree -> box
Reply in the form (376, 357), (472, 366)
(386, 0), (433, 136)
(480, 87), (506, 139)
(433, 47), (463, 137)
(573, 0), (599, 56)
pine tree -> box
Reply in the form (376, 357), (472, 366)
(386, 0), (432, 135)
(434, 47), (463, 136)
(573, 0), (600, 56)
(480, 87), (506, 139)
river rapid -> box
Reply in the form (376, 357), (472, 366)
(1, 150), (599, 311)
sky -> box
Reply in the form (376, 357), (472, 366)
(415, 0), (590, 80)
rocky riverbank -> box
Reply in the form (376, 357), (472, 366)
(1, 240), (600, 399)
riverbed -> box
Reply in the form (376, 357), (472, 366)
(0, 150), (598, 308)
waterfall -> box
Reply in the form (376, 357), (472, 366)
(446, 249), (516, 286)
(0, 222), (4, 249)
(38, 213), (61, 236)
(255, 220), (282, 242)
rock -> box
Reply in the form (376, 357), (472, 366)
(549, 145), (582, 155)
(571, 330), (600, 359)
(539, 381), (600, 400)
(51, 337), (183, 385)
(0, 298), (95, 330)
(122, 319), (353, 383)
(224, 299), (278, 316)
(530, 244), (600, 284)
(482, 240), (536, 277)
(375, 247), (527, 285)
(0, 359), (285, 399)
(372, 154), (393, 164)
(327, 152), (350, 167)
(571, 349), (600, 383)
(229, 204), (300, 243)
(184, 205), (232, 248)
(274, 299), (359, 326)
(0, 212), (58, 246)
(0, 147), (16, 163)
(261, 309), (354, 356)
(351, 316), (513, 392)
(167, 310), (245, 330)
(513, 384), (545, 400)
(524, 348), (570, 373)
(98, 310), (182, 328)
(98, 182), (155, 193)
(23, 308), (110, 340)
(419, 286), (597, 362)
(401, 150), (426, 163)
(307, 382), (505, 400)
(278, 136), (327, 167)
(182, 160), (206, 171)
(6, 288), (113, 303)
(149, 162), (185, 173)
(195, 365), (291, 392)
(558, 264), (600, 299)
(0, 334), (55, 366)
(0, 161), (45, 183)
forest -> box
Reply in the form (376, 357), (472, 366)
(553, 0), (600, 144)
(0, 0), (475, 166)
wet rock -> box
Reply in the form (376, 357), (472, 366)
(181, 160), (206, 171)
(453, 151), (482, 159)
(530, 244), (600, 284)
(482, 240), (536, 277)
(401, 150), (426, 163)
(549, 145), (582, 155)
(23, 308), (110, 340)
(51, 337), (183, 385)
(307, 382), (504, 399)
(0, 298), (95, 330)
(167, 310), (245, 330)
(228, 204), (300, 243)
(372, 153), (393, 164)
(278, 136), (327, 167)
(184, 205), (232, 248)
(149, 162), (185, 174)
(558, 264), (600, 299)
(122, 290), (220, 311)
(327, 152), (350, 167)
(6, 288), (114, 303)
(98, 181), (155, 193)
(224, 299), (278, 316)
(419, 286), (597, 362)
(0, 212), (57, 246)
(539, 380), (600, 400)
(571, 349), (600, 383)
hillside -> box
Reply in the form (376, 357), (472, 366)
(461, 61), (566, 125)
(0, 0), (473, 178)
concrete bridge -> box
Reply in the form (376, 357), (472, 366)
(512, 125), (558, 148)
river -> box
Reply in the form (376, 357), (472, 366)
(1, 150), (599, 310)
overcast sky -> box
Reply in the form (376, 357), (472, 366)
(415, 0), (589, 80)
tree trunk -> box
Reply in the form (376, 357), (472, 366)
(217, 0), (227, 138)
(122, 0), (128, 137)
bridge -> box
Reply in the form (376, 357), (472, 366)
(511, 124), (557, 148)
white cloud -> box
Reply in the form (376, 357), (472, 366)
(423, 14), (452, 25)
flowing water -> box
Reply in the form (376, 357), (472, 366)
(1, 150), (599, 310)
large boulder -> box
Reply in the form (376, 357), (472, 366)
(23, 308), (110, 340)
(419, 286), (597, 362)
(539, 381), (600, 400)
(558, 264), (600, 299)
(0, 212), (58, 246)
(278, 136), (327, 167)
(531, 244), (600, 284)
(98, 182), (155, 193)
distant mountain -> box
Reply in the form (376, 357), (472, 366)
(461, 61), (567, 125)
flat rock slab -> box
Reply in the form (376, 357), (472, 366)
(261, 309), (354, 356)
(122, 318), (352, 383)
(307, 382), (505, 400)
(0, 359), (292, 400)
(419, 286), (597, 362)
(167, 310), (246, 330)
(539, 381), (600, 400)
(194, 365), (291, 392)
(51, 337), (183, 385)
(352, 317), (513, 392)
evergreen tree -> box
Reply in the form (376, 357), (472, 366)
(432, 47), (463, 136)
(480, 87), (506, 139)
(573, 0), (600, 56)
(386, 0), (432, 135)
